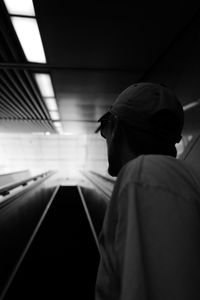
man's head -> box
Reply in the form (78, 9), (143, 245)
(96, 82), (184, 176)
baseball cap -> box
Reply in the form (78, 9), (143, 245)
(95, 82), (184, 143)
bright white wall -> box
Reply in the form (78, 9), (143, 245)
(0, 133), (108, 179)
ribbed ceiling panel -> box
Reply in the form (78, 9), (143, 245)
(0, 2), (56, 133)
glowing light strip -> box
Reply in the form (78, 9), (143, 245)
(11, 17), (46, 63)
(44, 98), (58, 111)
(3, 0), (35, 16)
(53, 121), (62, 128)
(35, 74), (54, 97)
(49, 111), (60, 121)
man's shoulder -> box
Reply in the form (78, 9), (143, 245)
(119, 154), (176, 177)
(116, 154), (186, 190)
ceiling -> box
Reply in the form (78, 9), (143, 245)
(0, 1), (200, 135)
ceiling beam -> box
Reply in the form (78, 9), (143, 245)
(0, 62), (141, 73)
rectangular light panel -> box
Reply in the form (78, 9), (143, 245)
(49, 111), (60, 120)
(35, 74), (54, 97)
(53, 121), (63, 133)
(3, 0), (35, 16)
(11, 17), (46, 63)
(53, 121), (62, 128)
(56, 127), (63, 134)
(44, 98), (58, 111)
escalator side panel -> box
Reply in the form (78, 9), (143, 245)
(0, 176), (57, 297)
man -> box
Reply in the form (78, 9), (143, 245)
(95, 82), (200, 300)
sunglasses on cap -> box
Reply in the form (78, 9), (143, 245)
(95, 112), (117, 138)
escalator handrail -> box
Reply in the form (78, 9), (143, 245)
(89, 170), (116, 183)
(81, 171), (112, 200)
(0, 170), (55, 196)
(0, 169), (29, 178)
(77, 186), (101, 254)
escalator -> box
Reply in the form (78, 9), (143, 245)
(2, 186), (101, 300)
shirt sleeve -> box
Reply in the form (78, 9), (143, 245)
(96, 180), (200, 300)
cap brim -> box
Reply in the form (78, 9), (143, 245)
(94, 111), (112, 134)
(94, 124), (101, 133)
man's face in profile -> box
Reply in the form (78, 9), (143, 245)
(99, 114), (122, 177)
(105, 126), (122, 177)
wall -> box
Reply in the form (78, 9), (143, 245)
(0, 133), (108, 180)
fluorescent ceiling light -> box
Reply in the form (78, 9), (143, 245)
(56, 128), (63, 134)
(11, 17), (46, 63)
(49, 111), (60, 120)
(44, 98), (58, 111)
(53, 121), (62, 128)
(35, 74), (54, 97)
(53, 121), (63, 133)
(3, 0), (35, 16)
